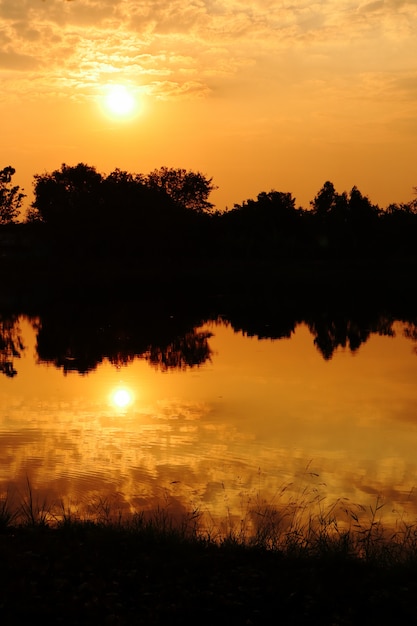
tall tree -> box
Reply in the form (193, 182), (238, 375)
(0, 166), (25, 224)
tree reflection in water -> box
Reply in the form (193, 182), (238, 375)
(0, 314), (25, 377)
(306, 313), (396, 361)
(34, 305), (213, 375)
(0, 302), (417, 377)
(403, 322), (417, 354)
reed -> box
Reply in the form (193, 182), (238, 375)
(0, 487), (18, 529)
(1, 478), (417, 567)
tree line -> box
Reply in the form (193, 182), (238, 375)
(1, 163), (417, 261)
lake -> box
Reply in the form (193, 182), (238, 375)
(2, 306), (417, 535)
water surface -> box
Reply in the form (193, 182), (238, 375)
(2, 313), (417, 532)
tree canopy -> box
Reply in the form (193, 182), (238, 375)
(3, 161), (417, 264)
(144, 166), (217, 213)
(30, 163), (216, 226)
(0, 166), (25, 224)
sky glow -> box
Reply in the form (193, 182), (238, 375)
(1, 0), (417, 212)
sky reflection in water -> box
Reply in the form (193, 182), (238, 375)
(1, 316), (417, 532)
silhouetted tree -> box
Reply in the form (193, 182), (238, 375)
(347, 186), (379, 223)
(145, 167), (216, 213)
(102, 168), (180, 217)
(0, 166), (25, 224)
(218, 189), (305, 259)
(309, 181), (381, 256)
(31, 163), (103, 226)
(23, 162), (417, 264)
(310, 181), (345, 219)
(380, 200), (417, 257)
(310, 182), (348, 251)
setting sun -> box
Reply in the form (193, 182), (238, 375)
(103, 85), (136, 117)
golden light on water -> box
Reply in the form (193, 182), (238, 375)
(2, 318), (417, 534)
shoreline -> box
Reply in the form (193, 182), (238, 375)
(1, 256), (417, 308)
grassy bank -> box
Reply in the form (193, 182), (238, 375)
(1, 487), (417, 624)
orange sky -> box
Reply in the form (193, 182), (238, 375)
(1, 0), (417, 215)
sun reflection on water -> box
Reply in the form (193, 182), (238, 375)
(110, 386), (134, 410)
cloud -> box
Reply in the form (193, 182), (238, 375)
(0, 50), (39, 71)
(0, 0), (416, 105)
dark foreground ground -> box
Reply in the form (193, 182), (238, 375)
(1, 525), (417, 625)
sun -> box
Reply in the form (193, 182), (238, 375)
(103, 85), (137, 117)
